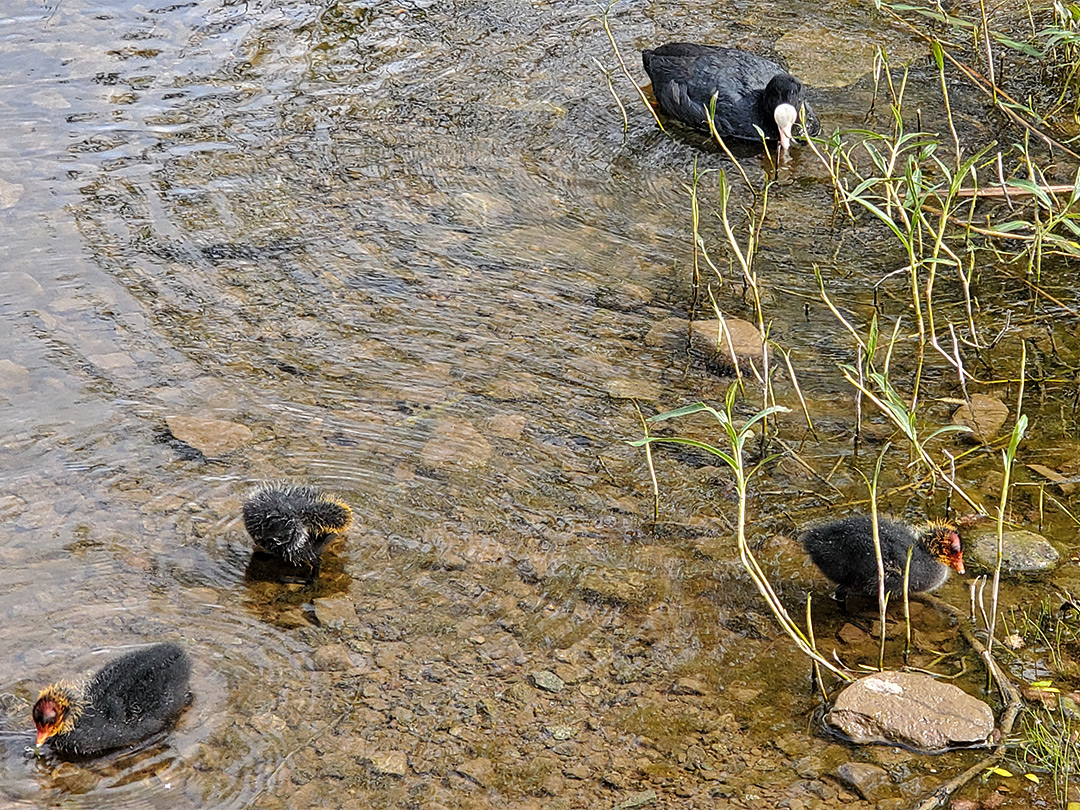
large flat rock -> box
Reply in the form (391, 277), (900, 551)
(826, 670), (994, 752)
(967, 529), (1061, 574)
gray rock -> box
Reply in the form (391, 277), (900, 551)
(836, 761), (892, 801)
(826, 670), (994, 752)
(530, 670), (565, 693)
(968, 529), (1061, 574)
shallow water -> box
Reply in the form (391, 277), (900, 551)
(1, 0), (1079, 808)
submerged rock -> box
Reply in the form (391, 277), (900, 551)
(951, 394), (1009, 444)
(596, 282), (653, 312)
(0, 176), (24, 209)
(369, 750), (408, 777)
(688, 317), (763, 376)
(455, 756), (495, 787)
(836, 761), (892, 802)
(420, 419), (492, 469)
(530, 670), (565, 693)
(967, 529), (1061, 574)
(826, 670), (994, 752)
(164, 414), (252, 457)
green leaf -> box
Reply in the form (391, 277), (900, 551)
(1008, 179), (1055, 210)
(925, 424), (973, 442)
(641, 437), (737, 468)
(647, 402), (716, 423)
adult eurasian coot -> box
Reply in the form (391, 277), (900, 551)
(642, 43), (820, 149)
(801, 516), (964, 601)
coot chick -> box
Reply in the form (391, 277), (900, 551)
(642, 43), (821, 149)
(33, 642), (192, 757)
(242, 483), (353, 568)
(801, 515), (964, 601)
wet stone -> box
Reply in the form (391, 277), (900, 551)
(485, 412), (527, 440)
(449, 191), (513, 227)
(0, 493), (27, 521)
(89, 352), (135, 371)
(611, 790), (659, 809)
(951, 394), (1009, 444)
(530, 670), (565, 693)
(455, 756), (496, 787)
(552, 662), (587, 685)
(836, 761), (892, 802)
(644, 316), (688, 349)
(249, 712), (287, 735)
(164, 414), (253, 457)
(0, 177), (24, 209)
(313, 595), (356, 628)
(420, 419), (492, 469)
(774, 733), (811, 759)
(564, 764), (590, 779)
(0, 359), (29, 389)
(311, 643), (358, 672)
(596, 282), (653, 312)
(838, 623), (870, 645)
(688, 317), (763, 376)
(968, 529), (1060, 574)
(826, 670), (994, 752)
(368, 750), (408, 777)
(670, 677), (708, 696)
(578, 568), (659, 608)
(604, 377), (661, 402)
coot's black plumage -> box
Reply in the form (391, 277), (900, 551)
(33, 642), (192, 757)
(801, 516), (965, 600)
(242, 482), (353, 568)
(642, 43), (820, 149)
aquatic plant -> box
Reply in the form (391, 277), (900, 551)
(1022, 705), (1080, 809)
(629, 389), (851, 682)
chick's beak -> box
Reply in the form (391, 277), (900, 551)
(35, 728), (51, 748)
(951, 553), (965, 575)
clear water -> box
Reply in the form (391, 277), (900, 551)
(1, 1), (1077, 808)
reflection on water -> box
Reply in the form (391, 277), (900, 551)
(1, 0), (1078, 807)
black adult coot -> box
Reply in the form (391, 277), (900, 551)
(801, 516), (964, 600)
(33, 642), (192, 757)
(642, 43), (820, 149)
(242, 483), (353, 569)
